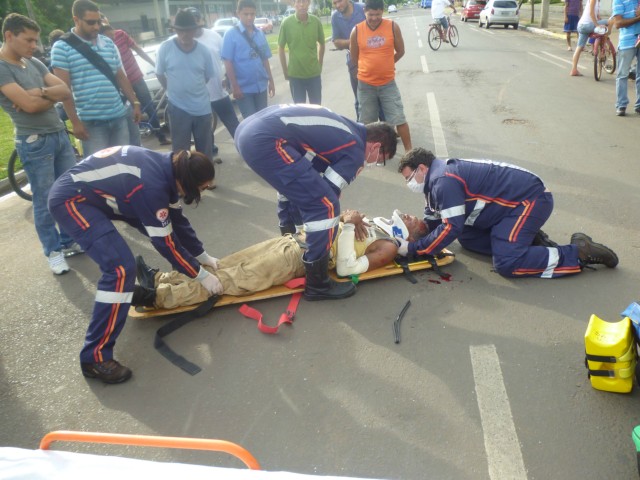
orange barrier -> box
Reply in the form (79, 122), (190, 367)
(39, 431), (261, 470)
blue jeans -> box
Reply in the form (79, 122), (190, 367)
(211, 96), (240, 138)
(125, 104), (141, 147)
(15, 130), (77, 256)
(81, 114), (130, 156)
(289, 76), (322, 104)
(236, 91), (268, 119)
(616, 47), (640, 110)
(167, 102), (213, 159)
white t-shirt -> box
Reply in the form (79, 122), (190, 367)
(432, 0), (452, 19)
(195, 28), (228, 102)
(578, 0), (599, 27)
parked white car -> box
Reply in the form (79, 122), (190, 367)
(478, 0), (519, 29)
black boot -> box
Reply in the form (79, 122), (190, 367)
(532, 229), (559, 248)
(136, 255), (158, 289)
(131, 285), (157, 307)
(571, 233), (618, 268)
(303, 254), (356, 301)
(280, 224), (296, 235)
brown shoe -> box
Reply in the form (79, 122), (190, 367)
(81, 359), (132, 384)
(571, 233), (618, 268)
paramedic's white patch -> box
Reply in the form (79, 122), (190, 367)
(156, 208), (169, 223)
(93, 146), (122, 158)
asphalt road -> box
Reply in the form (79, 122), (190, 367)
(2, 7), (640, 479)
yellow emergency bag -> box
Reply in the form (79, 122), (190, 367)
(584, 314), (636, 393)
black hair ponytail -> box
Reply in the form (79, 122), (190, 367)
(172, 150), (215, 205)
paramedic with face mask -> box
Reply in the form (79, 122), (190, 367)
(396, 148), (618, 279)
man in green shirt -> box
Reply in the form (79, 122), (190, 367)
(278, 0), (325, 104)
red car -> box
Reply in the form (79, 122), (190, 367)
(461, 0), (487, 21)
(255, 17), (273, 34)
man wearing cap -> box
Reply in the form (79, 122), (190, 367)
(156, 9), (215, 159)
(132, 209), (428, 309)
(396, 147), (619, 278)
(51, 0), (141, 156)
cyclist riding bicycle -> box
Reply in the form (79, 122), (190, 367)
(432, 0), (456, 42)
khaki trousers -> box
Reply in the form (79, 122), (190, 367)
(155, 235), (306, 309)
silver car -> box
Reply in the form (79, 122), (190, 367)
(213, 17), (240, 37)
(478, 0), (519, 29)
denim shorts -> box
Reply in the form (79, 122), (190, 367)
(577, 20), (608, 48)
(357, 80), (407, 126)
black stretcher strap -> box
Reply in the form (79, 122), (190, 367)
(154, 296), (218, 375)
(585, 353), (618, 363)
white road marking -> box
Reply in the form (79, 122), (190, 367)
(421, 55), (429, 73)
(418, 38), (423, 48)
(541, 50), (574, 65)
(528, 51), (570, 69)
(470, 344), (528, 480)
(426, 92), (448, 157)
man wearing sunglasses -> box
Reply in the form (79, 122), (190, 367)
(51, 0), (141, 156)
(396, 147), (618, 278)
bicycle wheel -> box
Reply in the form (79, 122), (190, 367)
(448, 25), (459, 47)
(604, 39), (617, 74)
(7, 149), (32, 201)
(427, 26), (442, 51)
(593, 40), (603, 81)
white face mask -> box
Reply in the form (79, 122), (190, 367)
(365, 145), (382, 168)
(406, 169), (425, 193)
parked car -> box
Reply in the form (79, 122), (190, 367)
(420, 0), (432, 8)
(213, 17), (240, 37)
(461, 0), (487, 21)
(255, 17), (273, 34)
(478, 0), (519, 29)
(388, 4), (398, 12)
(133, 44), (161, 98)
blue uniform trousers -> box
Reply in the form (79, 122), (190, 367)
(240, 139), (339, 262)
(49, 192), (135, 363)
(457, 192), (581, 278)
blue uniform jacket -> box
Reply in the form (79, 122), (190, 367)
(246, 104), (368, 195)
(50, 146), (204, 278)
(412, 158), (546, 256)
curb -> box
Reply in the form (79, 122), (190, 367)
(522, 25), (565, 40)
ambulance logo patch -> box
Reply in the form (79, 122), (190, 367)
(156, 208), (169, 222)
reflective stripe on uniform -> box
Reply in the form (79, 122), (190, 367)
(304, 216), (340, 233)
(95, 290), (134, 304)
(464, 200), (486, 226)
(440, 204), (465, 219)
(71, 164), (142, 183)
(145, 224), (173, 237)
(323, 167), (348, 191)
(277, 192), (289, 202)
(280, 115), (352, 134)
(541, 247), (560, 279)
(304, 150), (315, 162)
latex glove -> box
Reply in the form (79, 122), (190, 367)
(395, 237), (409, 257)
(199, 272), (223, 296)
(196, 252), (220, 270)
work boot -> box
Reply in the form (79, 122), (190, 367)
(303, 254), (356, 301)
(136, 255), (158, 289)
(532, 229), (559, 248)
(571, 233), (618, 268)
(131, 285), (157, 308)
(280, 224), (296, 235)
(81, 359), (132, 384)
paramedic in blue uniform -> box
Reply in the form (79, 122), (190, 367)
(48, 146), (222, 384)
(396, 148), (618, 277)
(235, 104), (398, 301)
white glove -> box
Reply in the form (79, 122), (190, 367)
(395, 237), (409, 257)
(196, 252), (220, 270)
(199, 272), (223, 296)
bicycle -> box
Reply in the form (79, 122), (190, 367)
(427, 13), (459, 51)
(7, 129), (82, 202)
(590, 27), (616, 82)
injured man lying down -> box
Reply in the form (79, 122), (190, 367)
(132, 209), (429, 310)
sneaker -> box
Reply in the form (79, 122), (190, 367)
(616, 107), (626, 116)
(48, 251), (70, 275)
(81, 359), (132, 384)
(571, 232), (618, 268)
(157, 135), (171, 146)
(62, 242), (84, 258)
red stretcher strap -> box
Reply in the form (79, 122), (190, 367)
(237, 277), (305, 334)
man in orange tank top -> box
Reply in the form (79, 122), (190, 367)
(349, 0), (412, 152)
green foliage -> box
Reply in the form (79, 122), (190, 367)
(0, 109), (16, 180)
(0, 0), (75, 45)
